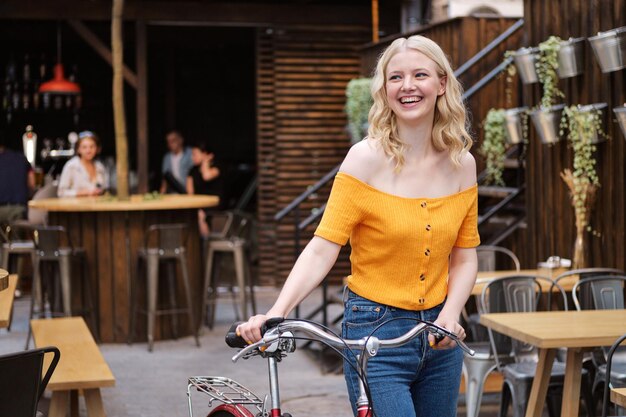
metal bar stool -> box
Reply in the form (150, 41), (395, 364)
(130, 223), (200, 352)
(25, 225), (96, 348)
(202, 210), (257, 329)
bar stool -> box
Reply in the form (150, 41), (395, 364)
(25, 225), (96, 348)
(129, 223), (199, 352)
(202, 210), (257, 329)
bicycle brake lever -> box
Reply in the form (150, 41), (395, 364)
(427, 324), (475, 356)
(231, 333), (281, 362)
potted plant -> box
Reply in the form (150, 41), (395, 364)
(480, 109), (507, 186)
(511, 36), (585, 84)
(345, 78), (373, 144)
(511, 47), (540, 84)
(589, 26), (626, 73)
(529, 36), (566, 144)
(559, 104), (608, 268)
(557, 37), (586, 78)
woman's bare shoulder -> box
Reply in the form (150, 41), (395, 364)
(458, 150), (477, 189)
(339, 139), (385, 182)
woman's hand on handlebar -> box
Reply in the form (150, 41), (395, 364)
(236, 314), (270, 344)
(428, 316), (466, 350)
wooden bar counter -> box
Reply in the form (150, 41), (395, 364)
(29, 194), (218, 343)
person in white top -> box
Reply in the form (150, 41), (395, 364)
(57, 131), (109, 197)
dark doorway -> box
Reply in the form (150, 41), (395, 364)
(148, 25), (257, 208)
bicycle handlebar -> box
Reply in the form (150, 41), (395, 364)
(229, 319), (475, 362)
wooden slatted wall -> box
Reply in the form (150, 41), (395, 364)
(256, 27), (370, 285)
(522, 0), (626, 269)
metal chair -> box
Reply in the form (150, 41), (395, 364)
(25, 225), (96, 349)
(602, 333), (626, 417)
(0, 346), (60, 417)
(1, 222), (36, 273)
(573, 275), (626, 407)
(202, 210), (257, 329)
(553, 268), (625, 310)
(462, 245), (521, 417)
(1, 222), (36, 330)
(481, 274), (594, 417)
(130, 223), (200, 352)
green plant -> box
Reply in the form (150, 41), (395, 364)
(559, 105), (607, 267)
(480, 108), (508, 186)
(345, 78), (373, 144)
(536, 36), (565, 108)
(503, 50), (517, 107)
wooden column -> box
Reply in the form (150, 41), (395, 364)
(136, 20), (148, 193)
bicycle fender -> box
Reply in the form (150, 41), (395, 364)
(207, 403), (255, 417)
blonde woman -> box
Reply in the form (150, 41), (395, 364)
(238, 35), (479, 417)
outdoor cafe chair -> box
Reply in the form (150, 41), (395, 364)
(481, 274), (594, 417)
(552, 267), (625, 310)
(602, 333), (626, 417)
(462, 245), (522, 417)
(0, 346), (60, 417)
(129, 223), (200, 352)
(25, 225), (96, 349)
(573, 275), (626, 406)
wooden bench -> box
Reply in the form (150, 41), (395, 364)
(0, 274), (18, 328)
(31, 316), (116, 417)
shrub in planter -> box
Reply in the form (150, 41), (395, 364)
(480, 109), (508, 186)
(345, 78), (373, 144)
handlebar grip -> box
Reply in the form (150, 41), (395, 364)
(261, 317), (285, 335)
(225, 322), (248, 348)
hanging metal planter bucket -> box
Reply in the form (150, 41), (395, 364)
(504, 107), (529, 145)
(589, 26), (626, 73)
(513, 47), (539, 84)
(575, 103), (608, 144)
(558, 37), (586, 78)
(614, 105), (626, 141)
(530, 104), (565, 144)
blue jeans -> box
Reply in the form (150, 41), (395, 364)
(342, 289), (463, 417)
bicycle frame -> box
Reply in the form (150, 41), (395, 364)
(187, 319), (474, 417)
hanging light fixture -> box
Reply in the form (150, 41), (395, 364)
(39, 22), (81, 95)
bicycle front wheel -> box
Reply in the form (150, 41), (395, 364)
(206, 404), (255, 417)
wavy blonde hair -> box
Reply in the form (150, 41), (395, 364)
(367, 35), (472, 169)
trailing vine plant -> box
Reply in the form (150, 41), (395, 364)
(559, 105), (607, 267)
(536, 36), (565, 108)
(480, 108), (507, 186)
(345, 78), (373, 144)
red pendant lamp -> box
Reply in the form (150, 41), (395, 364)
(39, 22), (80, 95)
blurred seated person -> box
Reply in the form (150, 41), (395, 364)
(57, 131), (109, 197)
(186, 142), (223, 238)
(160, 129), (193, 194)
(0, 130), (35, 227)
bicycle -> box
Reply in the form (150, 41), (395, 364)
(187, 317), (475, 417)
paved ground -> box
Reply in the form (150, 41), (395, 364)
(1, 285), (509, 417)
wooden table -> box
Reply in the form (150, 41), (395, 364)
(480, 310), (626, 417)
(29, 194), (218, 342)
(0, 274), (18, 328)
(612, 387), (626, 409)
(31, 317), (115, 417)
(472, 268), (572, 296)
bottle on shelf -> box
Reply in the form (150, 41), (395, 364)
(11, 81), (20, 110)
(23, 53), (32, 84)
